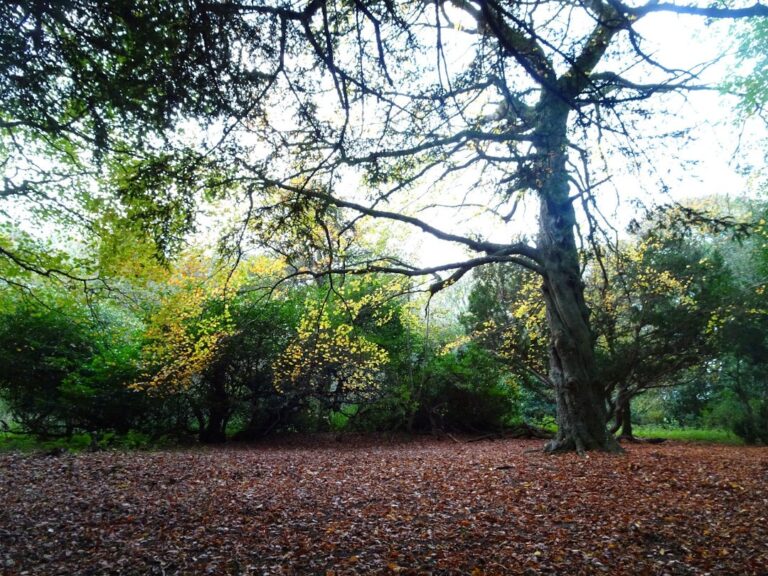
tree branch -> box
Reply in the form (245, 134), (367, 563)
(342, 127), (534, 167)
(623, 1), (768, 19)
(267, 180), (542, 263)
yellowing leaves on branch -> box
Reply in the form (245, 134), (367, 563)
(273, 306), (389, 397)
(272, 278), (407, 401)
(132, 252), (244, 393)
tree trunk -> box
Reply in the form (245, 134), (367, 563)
(200, 410), (227, 444)
(535, 101), (619, 454)
(199, 365), (229, 444)
(540, 259), (617, 453)
(613, 384), (634, 439)
(616, 398), (633, 439)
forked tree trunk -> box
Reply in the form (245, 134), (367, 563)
(618, 401), (633, 439)
(612, 385), (634, 439)
(535, 103), (619, 454)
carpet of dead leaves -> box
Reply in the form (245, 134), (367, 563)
(1, 437), (767, 575)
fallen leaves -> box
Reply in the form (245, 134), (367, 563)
(0, 438), (766, 574)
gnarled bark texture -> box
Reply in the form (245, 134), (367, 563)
(535, 101), (619, 454)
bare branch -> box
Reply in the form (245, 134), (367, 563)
(342, 127), (534, 167)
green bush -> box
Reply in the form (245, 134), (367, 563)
(414, 344), (521, 432)
(0, 299), (146, 438)
(734, 405), (768, 444)
(702, 360), (767, 445)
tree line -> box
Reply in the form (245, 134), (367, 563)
(1, 196), (765, 445)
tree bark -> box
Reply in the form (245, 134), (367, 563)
(613, 384), (634, 439)
(535, 100), (619, 454)
(616, 398), (634, 439)
(199, 365), (229, 444)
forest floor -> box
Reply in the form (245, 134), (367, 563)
(1, 437), (766, 575)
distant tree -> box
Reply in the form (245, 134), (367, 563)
(462, 202), (746, 439)
(218, 295), (302, 440)
(710, 319), (768, 444)
(702, 204), (768, 443)
(132, 253), (285, 442)
(0, 299), (90, 436)
(273, 277), (407, 420)
(592, 224), (735, 439)
(460, 263), (553, 421)
(412, 342), (520, 434)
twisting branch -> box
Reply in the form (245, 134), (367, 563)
(255, 250), (544, 299)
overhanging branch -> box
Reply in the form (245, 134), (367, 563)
(261, 251), (544, 298)
(267, 179), (542, 263)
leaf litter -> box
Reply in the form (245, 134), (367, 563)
(1, 437), (766, 575)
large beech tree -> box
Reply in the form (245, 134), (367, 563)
(2, 1), (767, 452)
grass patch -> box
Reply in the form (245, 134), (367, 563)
(632, 425), (744, 445)
(531, 419), (744, 445)
(0, 432), (93, 453)
(0, 430), (158, 453)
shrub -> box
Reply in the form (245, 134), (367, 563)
(414, 344), (521, 432)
